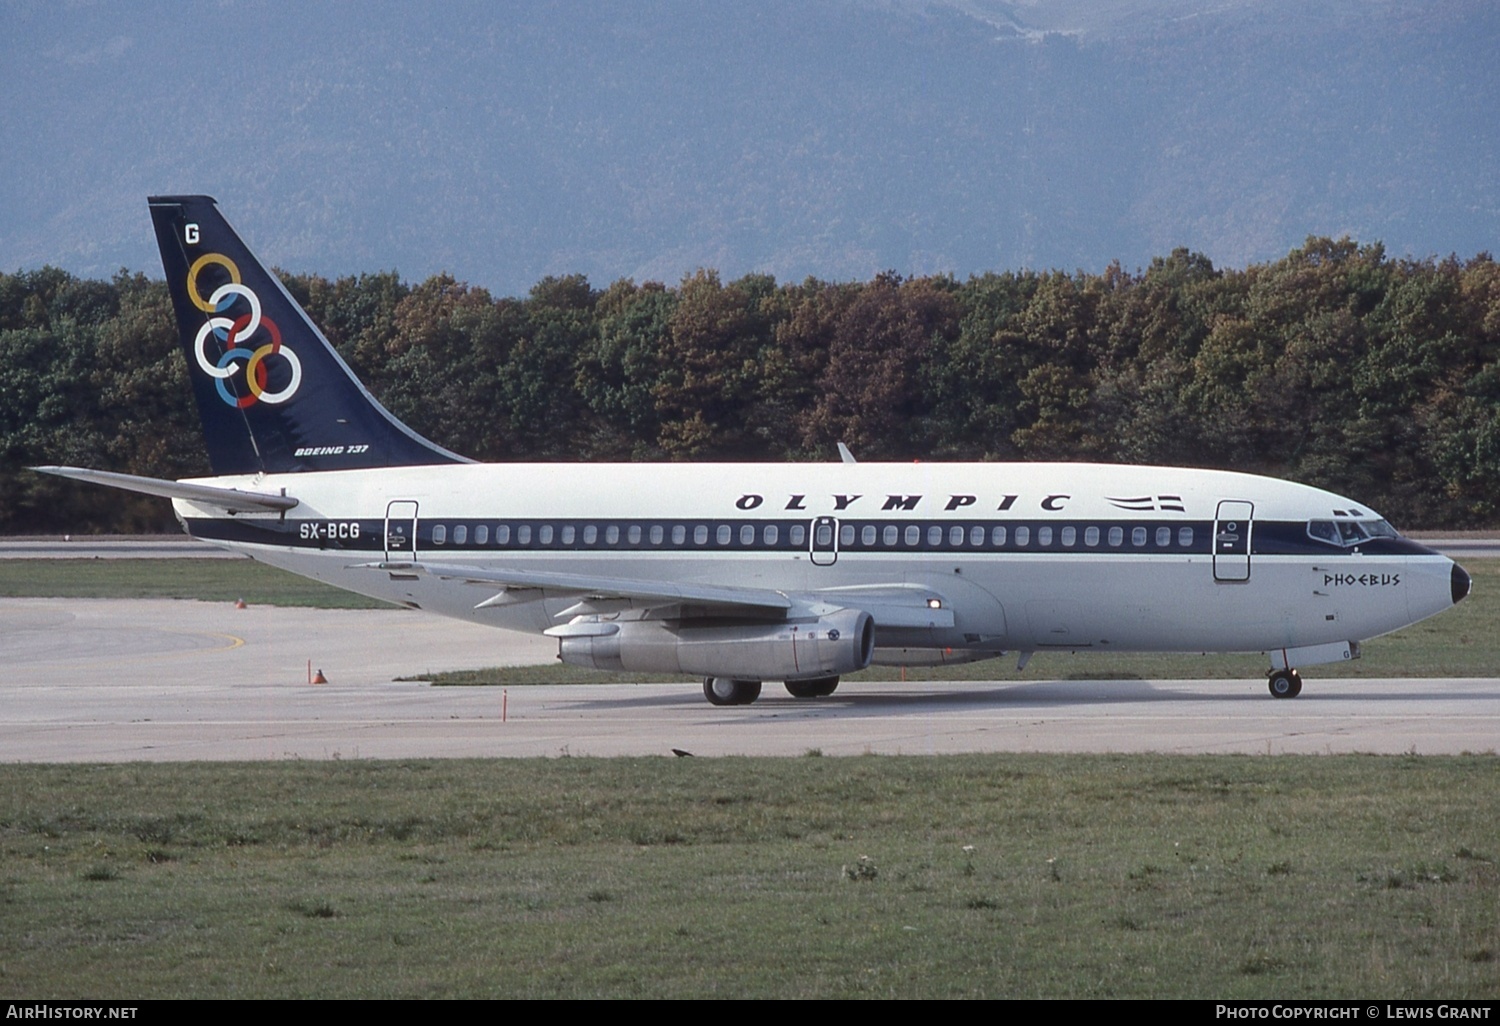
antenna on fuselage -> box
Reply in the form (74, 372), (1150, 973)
(837, 442), (857, 464)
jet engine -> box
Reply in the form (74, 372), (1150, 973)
(555, 608), (874, 681)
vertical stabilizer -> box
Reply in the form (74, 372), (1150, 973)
(148, 195), (468, 475)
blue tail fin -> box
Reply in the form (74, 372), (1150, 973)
(148, 195), (468, 475)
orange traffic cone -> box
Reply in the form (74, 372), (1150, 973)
(311, 668), (328, 684)
(233, 598), (246, 609)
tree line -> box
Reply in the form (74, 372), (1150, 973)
(3, 236), (1498, 533)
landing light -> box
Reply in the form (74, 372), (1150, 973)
(927, 598), (942, 609)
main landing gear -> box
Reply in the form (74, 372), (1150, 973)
(702, 676), (842, 705)
(1267, 668), (1303, 699)
(703, 677), (762, 706)
(785, 676), (840, 699)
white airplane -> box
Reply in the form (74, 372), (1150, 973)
(38, 196), (1471, 705)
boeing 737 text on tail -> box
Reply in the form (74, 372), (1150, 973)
(36, 197), (1471, 705)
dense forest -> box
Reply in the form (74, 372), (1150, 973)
(3, 236), (1498, 533)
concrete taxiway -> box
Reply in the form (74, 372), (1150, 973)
(1, 597), (1495, 761)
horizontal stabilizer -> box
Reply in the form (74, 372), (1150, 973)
(32, 466), (299, 513)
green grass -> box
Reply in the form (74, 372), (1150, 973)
(0, 558), (395, 608)
(1, 755), (1496, 998)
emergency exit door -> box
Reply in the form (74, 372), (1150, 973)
(810, 516), (839, 566)
(385, 500), (419, 561)
(1213, 500), (1253, 582)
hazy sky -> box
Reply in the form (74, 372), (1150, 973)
(3, 0), (1495, 295)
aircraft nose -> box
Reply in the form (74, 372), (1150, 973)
(1452, 562), (1472, 605)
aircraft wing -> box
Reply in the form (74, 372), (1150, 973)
(32, 466), (299, 513)
(364, 561), (954, 628)
(366, 560), (795, 614)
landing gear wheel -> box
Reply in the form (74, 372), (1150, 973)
(785, 676), (840, 699)
(1267, 669), (1303, 699)
(704, 677), (762, 706)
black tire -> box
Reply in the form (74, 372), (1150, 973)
(1267, 669), (1303, 699)
(785, 676), (840, 698)
(704, 677), (762, 706)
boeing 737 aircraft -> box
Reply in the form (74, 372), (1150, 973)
(37, 196), (1471, 705)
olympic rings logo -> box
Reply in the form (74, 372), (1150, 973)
(186, 252), (302, 408)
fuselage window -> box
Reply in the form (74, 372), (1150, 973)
(1178, 526), (1194, 547)
(1108, 526), (1123, 547)
(517, 525), (531, 545)
(650, 525), (664, 545)
(1132, 526), (1147, 546)
(1156, 526), (1171, 547)
(885, 525), (899, 546)
(628, 525), (642, 545)
(816, 522), (833, 547)
(927, 526), (943, 547)
(583, 525), (597, 544)
(432, 524), (447, 545)
(741, 524), (755, 545)
(716, 525), (731, 545)
(970, 526), (985, 547)
(539, 525), (554, 545)
(1061, 526), (1076, 547)
(560, 525), (576, 545)
(695, 525), (710, 545)
(1084, 526), (1100, 547)
(840, 524), (855, 546)
(863, 525), (877, 546)
(475, 525), (489, 546)
(991, 526), (1007, 546)
(790, 524), (806, 546)
(496, 524), (511, 545)
(1015, 526), (1030, 546)
(453, 524), (467, 545)
(905, 525), (920, 546)
(764, 524), (779, 545)
(949, 526), (963, 546)
(606, 525), (620, 545)
(1037, 526), (1053, 546)
(672, 525), (686, 545)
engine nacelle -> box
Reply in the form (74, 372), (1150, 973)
(557, 608), (875, 681)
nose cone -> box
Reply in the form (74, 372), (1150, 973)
(1452, 562), (1472, 605)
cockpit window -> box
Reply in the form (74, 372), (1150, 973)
(1307, 520), (1340, 545)
(1307, 519), (1400, 547)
